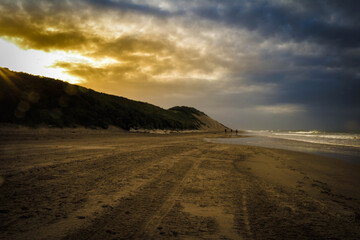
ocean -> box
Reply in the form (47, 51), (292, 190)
(208, 130), (360, 162)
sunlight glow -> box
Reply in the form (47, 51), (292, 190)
(0, 38), (82, 83)
(0, 38), (118, 84)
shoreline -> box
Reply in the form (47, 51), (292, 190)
(209, 133), (360, 164)
(1, 130), (360, 239)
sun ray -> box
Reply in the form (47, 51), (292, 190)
(0, 68), (19, 92)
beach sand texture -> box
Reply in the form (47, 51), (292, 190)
(1, 128), (360, 239)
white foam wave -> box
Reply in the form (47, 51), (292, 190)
(246, 130), (360, 148)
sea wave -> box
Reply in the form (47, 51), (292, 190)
(246, 130), (360, 148)
(273, 133), (359, 140)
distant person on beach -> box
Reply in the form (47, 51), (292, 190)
(235, 129), (238, 135)
(230, 129), (233, 135)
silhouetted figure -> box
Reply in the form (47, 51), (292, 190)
(235, 129), (238, 135)
(230, 129), (233, 135)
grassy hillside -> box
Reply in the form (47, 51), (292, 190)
(0, 67), (220, 130)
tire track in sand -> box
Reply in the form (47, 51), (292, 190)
(233, 156), (253, 240)
(240, 186), (253, 240)
(63, 149), (201, 240)
(137, 149), (204, 239)
(31, 148), (195, 240)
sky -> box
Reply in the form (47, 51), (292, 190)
(0, 0), (359, 130)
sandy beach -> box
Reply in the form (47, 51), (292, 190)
(1, 128), (360, 239)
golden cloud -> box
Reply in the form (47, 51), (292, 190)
(0, 0), (258, 103)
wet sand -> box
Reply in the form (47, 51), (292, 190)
(1, 128), (360, 239)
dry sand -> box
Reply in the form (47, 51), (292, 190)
(0, 128), (360, 239)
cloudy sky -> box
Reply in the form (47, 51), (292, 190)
(0, 0), (359, 130)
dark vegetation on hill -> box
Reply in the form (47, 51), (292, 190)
(169, 106), (206, 116)
(0, 67), (212, 130)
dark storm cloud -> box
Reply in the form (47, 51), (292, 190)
(139, 0), (360, 129)
(192, 0), (360, 49)
(251, 68), (360, 107)
(81, 0), (174, 17)
(186, 0), (360, 129)
(238, 46), (360, 129)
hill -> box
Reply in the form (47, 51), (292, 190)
(0, 67), (226, 131)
